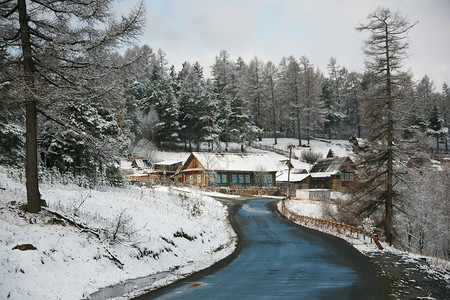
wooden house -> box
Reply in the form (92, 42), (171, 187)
(309, 156), (356, 191)
(175, 152), (278, 187)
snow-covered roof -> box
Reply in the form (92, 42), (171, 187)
(189, 152), (279, 172)
(155, 160), (182, 166)
(277, 159), (311, 171)
(310, 172), (337, 178)
(309, 156), (352, 173)
(276, 172), (310, 182)
(134, 159), (152, 170)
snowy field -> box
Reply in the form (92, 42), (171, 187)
(254, 137), (353, 158)
(0, 168), (236, 299)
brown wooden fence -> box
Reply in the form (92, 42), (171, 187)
(252, 143), (299, 159)
(279, 200), (383, 250)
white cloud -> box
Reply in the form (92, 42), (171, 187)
(140, 0), (449, 88)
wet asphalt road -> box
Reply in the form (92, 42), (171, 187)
(142, 199), (386, 299)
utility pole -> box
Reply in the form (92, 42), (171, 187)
(286, 145), (293, 199)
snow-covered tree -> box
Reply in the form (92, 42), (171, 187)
(245, 56), (265, 140)
(121, 45), (156, 143)
(279, 56), (302, 144)
(211, 50), (234, 95)
(426, 104), (448, 151)
(229, 95), (259, 152)
(144, 67), (180, 146)
(178, 62), (200, 150)
(395, 161), (449, 259)
(195, 88), (220, 150)
(299, 56), (323, 145)
(353, 7), (417, 244)
(262, 61), (281, 144)
(0, 0), (145, 212)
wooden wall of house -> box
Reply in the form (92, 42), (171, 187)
(127, 174), (159, 183)
(178, 171), (276, 187)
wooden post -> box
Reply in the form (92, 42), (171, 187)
(286, 145), (293, 199)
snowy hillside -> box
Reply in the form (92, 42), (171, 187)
(255, 138), (353, 158)
(0, 168), (236, 299)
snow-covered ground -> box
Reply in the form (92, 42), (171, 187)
(0, 168), (237, 299)
(254, 137), (353, 159)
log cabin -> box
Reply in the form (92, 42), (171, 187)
(175, 152), (278, 187)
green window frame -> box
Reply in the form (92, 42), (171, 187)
(222, 174), (227, 184)
(232, 174), (237, 184)
(267, 174), (273, 184)
(245, 174), (251, 184)
(189, 175), (194, 184)
(239, 174), (244, 184)
(216, 174), (221, 183)
(197, 174), (202, 184)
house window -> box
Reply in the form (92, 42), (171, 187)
(232, 174), (237, 184)
(222, 174), (227, 184)
(216, 174), (221, 184)
(245, 174), (251, 184)
(343, 172), (354, 182)
(209, 173), (215, 183)
(267, 174), (273, 184)
(239, 174), (244, 184)
(197, 174), (202, 184)
(189, 175), (194, 184)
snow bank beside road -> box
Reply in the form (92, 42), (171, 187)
(279, 199), (380, 253)
(0, 168), (236, 299)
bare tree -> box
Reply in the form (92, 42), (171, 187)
(262, 61), (280, 145)
(1, 0), (145, 212)
(354, 7), (417, 244)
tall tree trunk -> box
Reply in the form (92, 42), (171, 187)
(296, 106), (302, 146)
(271, 82), (277, 145)
(354, 90), (362, 138)
(385, 26), (393, 245)
(19, 0), (41, 213)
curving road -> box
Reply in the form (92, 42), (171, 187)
(142, 199), (386, 299)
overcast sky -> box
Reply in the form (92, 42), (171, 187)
(121, 0), (450, 89)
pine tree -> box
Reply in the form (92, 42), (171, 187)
(195, 88), (220, 150)
(144, 67), (180, 146)
(354, 7), (417, 244)
(229, 95), (259, 152)
(427, 104), (447, 152)
(122, 45), (155, 143)
(0, 0), (145, 212)
(177, 62), (198, 150)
